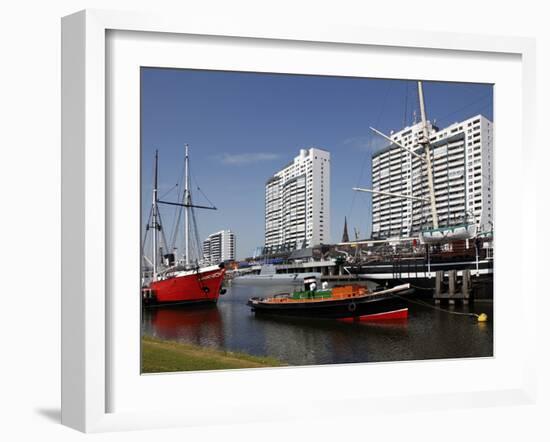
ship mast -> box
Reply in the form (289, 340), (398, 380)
(184, 144), (190, 267)
(153, 144), (218, 269)
(417, 81), (439, 229)
(352, 81), (439, 235)
(152, 149), (159, 280)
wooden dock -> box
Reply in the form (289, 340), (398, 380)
(434, 269), (471, 304)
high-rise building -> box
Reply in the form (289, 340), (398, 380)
(265, 148), (330, 251)
(371, 115), (493, 239)
(203, 230), (236, 264)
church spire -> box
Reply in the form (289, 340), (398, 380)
(341, 216), (350, 243)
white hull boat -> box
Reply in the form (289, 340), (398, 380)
(232, 264), (321, 286)
(419, 223), (477, 244)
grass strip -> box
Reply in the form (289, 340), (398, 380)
(141, 336), (285, 373)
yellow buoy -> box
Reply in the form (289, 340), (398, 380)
(477, 313), (488, 322)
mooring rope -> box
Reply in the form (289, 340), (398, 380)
(383, 277), (486, 320)
(390, 292), (485, 320)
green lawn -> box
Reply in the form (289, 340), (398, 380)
(141, 336), (285, 373)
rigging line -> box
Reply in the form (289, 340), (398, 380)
(390, 290), (481, 319)
(141, 205), (154, 262)
(168, 158), (186, 253)
(437, 93), (492, 125)
(170, 201), (184, 253)
(191, 212), (203, 261)
(190, 166), (217, 209)
(142, 204), (153, 240)
(348, 80), (395, 221)
(142, 151), (157, 262)
(169, 180), (184, 252)
(188, 194), (204, 263)
(187, 163), (205, 263)
(197, 185), (217, 209)
(398, 83), (412, 236)
(403, 81), (409, 128)
(476, 102), (493, 115)
(158, 183), (179, 200)
(165, 185), (183, 254)
(156, 210), (170, 257)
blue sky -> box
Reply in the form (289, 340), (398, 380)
(141, 68), (493, 260)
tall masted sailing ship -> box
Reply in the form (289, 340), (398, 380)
(141, 145), (225, 306)
(350, 82), (492, 294)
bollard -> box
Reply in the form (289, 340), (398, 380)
(462, 269), (471, 300)
(435, 271), (443, 299)
(448, 270), (457, 297)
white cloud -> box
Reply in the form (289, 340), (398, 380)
(214, 152), (281, 165)
(342, 136), (371, 151)
(343, 135), (387, 152)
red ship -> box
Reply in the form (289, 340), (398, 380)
(143, 264), (226, 305)
(142, 145), (226, 306)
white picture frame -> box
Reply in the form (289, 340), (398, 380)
(61, 9), (537, 433)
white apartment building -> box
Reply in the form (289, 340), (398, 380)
(371, 115), (493, 239)
(203, 230), (236, 264)
(265, 148), (330, 251)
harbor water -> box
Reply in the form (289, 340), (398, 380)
(141, 282), (493, 367)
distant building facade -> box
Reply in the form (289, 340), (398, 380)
(371, 115), (493, 239)
(203, 230), (236, 264)
(265, 148), (330, 252)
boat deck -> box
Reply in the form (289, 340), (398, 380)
(260, 285), (388, 304)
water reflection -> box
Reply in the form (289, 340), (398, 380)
(141, 284), (493, 367)
(142, 304), (223, 349)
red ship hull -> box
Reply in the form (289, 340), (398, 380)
(143, 266), (226, 306)
(338, 308), (408, 323)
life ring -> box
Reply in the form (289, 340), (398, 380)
(348, 302), (357, 312)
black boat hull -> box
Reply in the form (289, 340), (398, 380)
(346, 258), (493, 299)
(347, 257), (491, 278)
(248, 293), (408, 319)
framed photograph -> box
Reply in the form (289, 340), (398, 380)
(61, 9), (537, 432)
